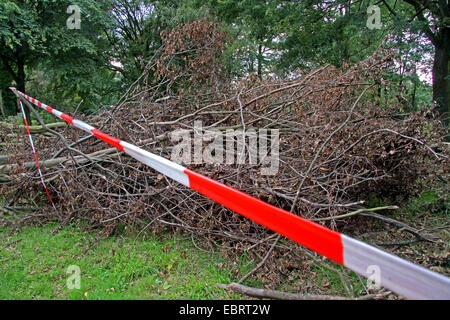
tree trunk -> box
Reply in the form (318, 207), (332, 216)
(0, 90), (5, 118)
(16, 57), (32, 125)
(432, 28), (449, 128)
(257, 44), (263, 79)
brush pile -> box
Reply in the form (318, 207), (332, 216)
(1, 20), (448, 287)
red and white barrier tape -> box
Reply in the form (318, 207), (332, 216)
(17, 99), (56, 211)
(10, 87), (450, 299)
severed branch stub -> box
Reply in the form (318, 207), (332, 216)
(215, 283), (388, 300)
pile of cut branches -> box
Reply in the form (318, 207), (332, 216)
(1, 21), (448, 292)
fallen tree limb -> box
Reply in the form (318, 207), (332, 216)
(0, 131), (174, 174)
(0, 155), (8, 164)
(215, 283), (388, 300)
(0, 148), (116, 173)
(0, 121), (67, 134)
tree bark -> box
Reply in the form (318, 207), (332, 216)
(0, 121), (66, 133)
(16, 56), (32, 125)
(432, 27), (449, 127)
(257, 43), (263, 79)
(0, 90), (5, 118)
(401, 0), (449, 128)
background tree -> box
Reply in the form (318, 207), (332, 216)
(0, 0), (446, 128)
(380, 0), (449, 125)
(205, 0), (282, 78)
(0, 0), (116, 120)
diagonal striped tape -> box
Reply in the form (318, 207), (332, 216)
(17, 99), (56, 211)
(9, 87), (450, 299)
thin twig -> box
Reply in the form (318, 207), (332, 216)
(238, 234), (281, 284)
(313, 205), (399, 221)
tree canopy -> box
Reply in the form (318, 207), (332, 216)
(0, 0), (447, 125)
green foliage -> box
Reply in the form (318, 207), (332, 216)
(272, 0), (384, 71)
(0, 0), (445, 118)
(206, 0), (284, 77)
(401, 190), (449, 219)
(0, 0), (120, 114)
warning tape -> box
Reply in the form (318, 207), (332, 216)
(17, 98), (56, 211)
(9, 87), (450, 299)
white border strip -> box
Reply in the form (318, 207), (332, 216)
(342, 235), (450, 299)
(51, 109), (63, 119)
(120, 141), (189, 187)
(72, 119), (95, 133)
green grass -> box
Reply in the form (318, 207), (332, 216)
(401, 190), (448, 219)
(307, 264), (365, 297)
(366, 188), (448, 220)
(0, 223), (257, 300)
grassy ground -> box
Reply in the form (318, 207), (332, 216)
(0, 223), (258, 300)
(0, 220), (372, 300)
